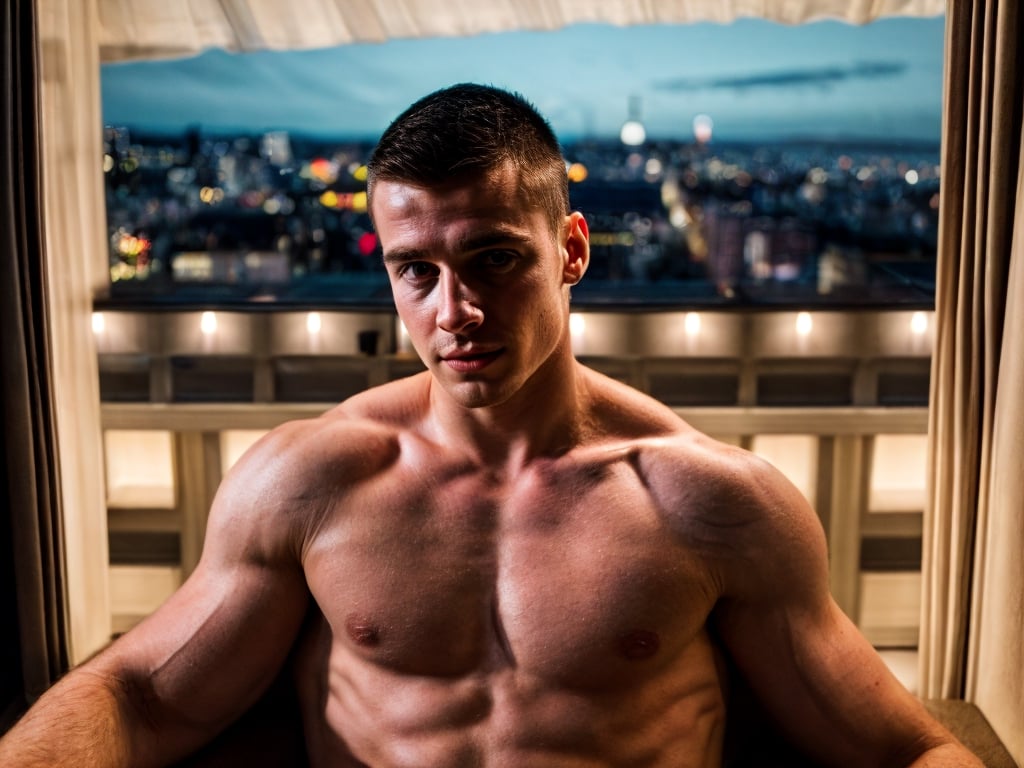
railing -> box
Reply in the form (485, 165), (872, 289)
(100, 402), (928, 646)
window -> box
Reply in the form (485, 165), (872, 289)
(100, 16), (944, 309)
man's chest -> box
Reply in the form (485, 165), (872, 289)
(301, 456), (717, 684)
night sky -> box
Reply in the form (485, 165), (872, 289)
(101, 16), (945, 144)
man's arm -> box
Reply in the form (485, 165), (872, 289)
(708, 451), (982, 768)
(0, 423), (314, 768)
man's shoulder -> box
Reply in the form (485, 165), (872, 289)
(221, 383), (424, 506)
(631, 429), (813, 538)
(264, 374), (427, 459)
(578, 366), (802, 518)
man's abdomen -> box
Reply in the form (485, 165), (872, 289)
(301, 629), (727, 768)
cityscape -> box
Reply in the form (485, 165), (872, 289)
(101, 123), (940, 309)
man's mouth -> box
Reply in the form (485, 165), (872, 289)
(441, 348), (504, 373)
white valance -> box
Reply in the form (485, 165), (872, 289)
(96, 0), (946, 62)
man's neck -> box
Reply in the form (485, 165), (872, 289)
(425, 356), (588, 472)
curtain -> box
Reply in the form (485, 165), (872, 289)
(37, 0), (113, 664)
(95, 0), (945, 62)
(920, 0), (1023, 760)
(0, 0), (70, 711)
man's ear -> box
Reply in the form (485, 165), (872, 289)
(563, 212), (590, 286)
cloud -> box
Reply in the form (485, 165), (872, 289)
(654, 61), (907, 93)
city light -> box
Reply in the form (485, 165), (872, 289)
(200, 311), (217, 335)
(693, 114), (714, 144)
(357, 232), (378, 256)
(684, 312), (701, 336)
(116, 231), (150, 258)
(199, 186), (224, 204)
(307, 311), (322, 335)
(100, 111), (942, 308)
(669, 204), (689, 229)
(644, 158), (663, 178)
(619, 120), (645, 146)
(306, 157), (338, 184)
(911, 311), (928, 335)
(319, 190), (366, 211)
(796, 312), (813, 336)
(620, 94), (646, 147)
(567, 162), (588, 183)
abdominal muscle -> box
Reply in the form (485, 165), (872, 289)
(296, 621), (727, 768)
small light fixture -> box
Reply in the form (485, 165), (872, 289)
(569, 313), (586, 336)
(397, 319), (412, 352)
(91, 312), (105, 334)
(796, 311), (813, 336)
(684, 312), (701, 337)
(200, 311), (217, 335)
(306, 311), (322, 335)
(911, 311), (928, 335)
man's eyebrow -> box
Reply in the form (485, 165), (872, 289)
(458, 229), (532, 252)
(381, 228), (534, 266)
(381, 248), (425, 267)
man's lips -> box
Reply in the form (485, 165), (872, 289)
(441, 348), (504, 373)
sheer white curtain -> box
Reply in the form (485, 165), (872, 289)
(95, 0), (944, 61)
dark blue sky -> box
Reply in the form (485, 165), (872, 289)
(102, 16), (945, 143)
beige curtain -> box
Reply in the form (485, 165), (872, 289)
(921, 0), (1023, 761)
(95, 0), (944, 62)
(37, 0), (112, 663)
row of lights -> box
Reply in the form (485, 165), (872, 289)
(92, 311), (327, 337)
(570, 311), (930, 338)
(91, 310), (930, 340)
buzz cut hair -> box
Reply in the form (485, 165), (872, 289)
(366, 83), (570, 236)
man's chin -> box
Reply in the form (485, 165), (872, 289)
(433, 373), (516, 410)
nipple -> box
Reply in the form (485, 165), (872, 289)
(345, 614), (381, 647)
(619, 630), (660, 660)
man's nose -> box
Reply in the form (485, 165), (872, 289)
(436, 271), (483, 335)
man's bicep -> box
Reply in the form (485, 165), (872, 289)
(711, 465), (944, 767)
(101, 554), (309, 763)
(102, 470), (312, 762)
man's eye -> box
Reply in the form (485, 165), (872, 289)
(480, 251), (517, 271)
(401, 262), (438, 280)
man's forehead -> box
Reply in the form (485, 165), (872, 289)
(372, 167), (537, 225)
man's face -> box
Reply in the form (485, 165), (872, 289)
(372, 163), (587, 410)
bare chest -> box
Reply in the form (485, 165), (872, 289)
(302, 456), (716, 686)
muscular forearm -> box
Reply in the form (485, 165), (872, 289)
(0, 670), (139, 768)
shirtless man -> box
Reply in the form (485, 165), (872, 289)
(0, 83), (980, 767)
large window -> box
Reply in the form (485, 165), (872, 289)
(99, 17), (943, 308)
